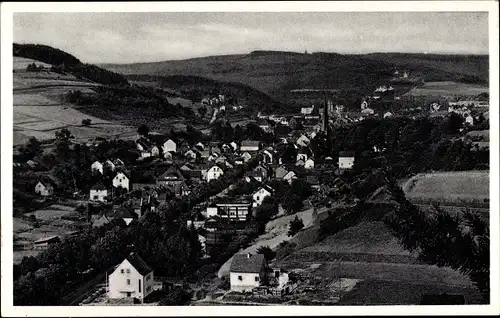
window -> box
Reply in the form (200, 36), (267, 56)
(121, 269), (124, 274)
(238, 276), (243, 281)
(93, 195), (98, 200)
(138, 279), (141, 292)
(146, 286), (151, 293)
(256, 196), (260, 201)
(127, 292), (131, 297)
(126, 269), (130, 274)
(126, 279), (130, 285)
(255, 276), (260, 282)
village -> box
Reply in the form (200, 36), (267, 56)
(12, 75), (490, 306)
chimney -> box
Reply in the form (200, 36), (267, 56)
(247, 253), (252, 259)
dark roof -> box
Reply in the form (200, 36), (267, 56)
(339, 151), (355, 157)
(126, 252), (153, 276)
(230, 253), (266, 273)
(114, 205), (137, 219)
(241, 140), (260, 147)
(157, 167), (185, 181)
(91, 181), (107, 191)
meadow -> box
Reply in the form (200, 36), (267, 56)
(405, 81), (489, 97)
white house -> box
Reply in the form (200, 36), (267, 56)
(151, 145), (160, 157)
(206, 165), (224, 182)
(304, 158), (315, 169)
(105, 159), (116, 172)
(252, 186), (273, 208)
(91, 161), (104, 174)
(162, 139), (177, 153)
(185, 149), (197, 161)
(384, 112), (393, 118)
(283, 171), (297, 184)
(108, 252), (154, 300)
(35, 181), (53, 196)
(113, 172), (130, 191)
(301, 106), (314, 115)
(241, 152), (252, 162)
(338, 151), (355, 170)
(90, 181), (108, 202)
(195, 142), (205, 151)
(230, 253), (268, 293)
(261, 150), (273, 164)
(465, 114), (474, 126)
(296, 135), (310, 147)
(230, 142), (238, 152)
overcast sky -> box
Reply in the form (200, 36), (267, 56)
(14, 12), (488, 64)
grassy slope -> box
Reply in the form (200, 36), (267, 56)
(101, 51), (489, 101)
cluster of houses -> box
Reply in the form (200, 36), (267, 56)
(429, 99), (489, 126)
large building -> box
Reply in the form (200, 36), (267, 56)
(230, 253), (268, 293)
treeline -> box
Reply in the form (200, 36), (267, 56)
(310, 114), (489, 179)
(14, 43), (128, 86)
(382, 167), (490, 302)
(64, 85), (196, 123)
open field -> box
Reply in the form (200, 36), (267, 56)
(13, 57), (53, 70)
(298, 222), (417, 264)
(13, 204), (86, 264)
(402, 171), (489, 207)
(405, 81), (488, 97)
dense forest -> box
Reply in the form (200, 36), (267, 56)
(14, 43), (129, 86)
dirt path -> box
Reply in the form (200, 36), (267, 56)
(217, 207), (325, 278)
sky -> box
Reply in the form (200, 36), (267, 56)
(13, 12), (489, 64)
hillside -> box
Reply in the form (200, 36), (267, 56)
(13, 45), (200, 145)
(101, 50), (489, 102)
(127, 74), (288, 113)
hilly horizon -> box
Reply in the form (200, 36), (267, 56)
(101, 50), (489, 101)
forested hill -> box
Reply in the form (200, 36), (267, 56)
(13, 43), (129, 86)
(101, 50), (489, 100)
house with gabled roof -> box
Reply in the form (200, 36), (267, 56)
(105, 159), (116, 172)
(252, 186), (273, 208)
(90, 181), (108, 202)
(241, 152), (252, 162)
(35, 180), (54, 197)
(230, 253), (268, 292)
(206, 164), (224, 182)
(113, 172), (130, 191)
(91, 160), (104, 174)
(274, 166), (289, 180)
(338, 151), (355, 170)
(108, 252), (154, 300)
(113, 205), (138, 226)
(230, 141), (238, 152)
(261, 149), (274, 164)
(304, 158), (315, 170)
(162, 139), (177, 153)
(296, 135), (310, 147)
(283, 171), (298, 184)
(184, 149), (198, 161)
(92, 214), (111, 228)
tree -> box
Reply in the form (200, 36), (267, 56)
(81, 118), (92, 126)
(197, 106), (207, 118)
(257, 245), (276, 261)
(137, 124), (150, 137)
(288, 216), (304, 237)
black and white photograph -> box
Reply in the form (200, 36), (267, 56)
(1, 1), (499, 316)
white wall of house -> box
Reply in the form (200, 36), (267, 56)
(163, 139), (177, 153)
(90, 189), (107, 202)
(465, 115), (474, 126)
(241, 145), (259, 152)
(305, 159), (315, 169)
(252, 188), (272, 208)
(151, 146), (160, 157)
(207, 166), (224, 182)
(230, 271), (263, 292)
(91, 161), (103, 174)
(296, 135), (310, 147)
(113, 172), (130, 191)
(297, 153), (308, 162)
(283, 172), (297, 184)
(123, 217), (134, 226)
(206, 206), (218, 218)
(108, 259), (154, 299)
(35, 182), (52, 196)
(339, 157), (355, 169)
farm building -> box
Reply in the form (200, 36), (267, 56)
(113, 172), (130, 191)
(33, 236), (60, 250)
(108, 252), (154, 300)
